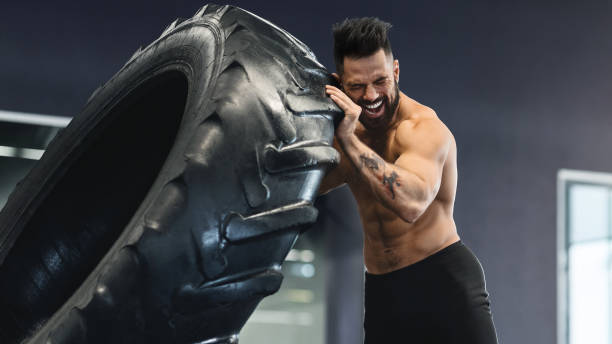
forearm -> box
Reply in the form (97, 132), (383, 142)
(338, 134), (430, 222)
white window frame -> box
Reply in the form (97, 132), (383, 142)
(557, 168), (612, 344)
(0, 109), (70, 160)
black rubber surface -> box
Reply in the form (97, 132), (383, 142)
(0, 4), (341, 343)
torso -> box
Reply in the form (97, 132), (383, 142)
(339, 93), (460, 274)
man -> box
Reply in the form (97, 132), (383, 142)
(319, 17), (498, 343)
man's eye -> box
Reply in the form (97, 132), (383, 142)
(375, 79), (387, 85)
(349, 85), (364, 91)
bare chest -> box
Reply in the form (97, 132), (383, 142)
(357, 128), (397, 160)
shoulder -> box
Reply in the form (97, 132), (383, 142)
(394, 103), (453, 157)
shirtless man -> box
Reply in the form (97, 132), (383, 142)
(319, 18), (498, 343)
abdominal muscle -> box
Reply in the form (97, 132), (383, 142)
(354, 195), (460, 275)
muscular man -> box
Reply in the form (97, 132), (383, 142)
(319, 18), (498, 343)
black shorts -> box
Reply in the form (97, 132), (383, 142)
(364, 241), (498, 344)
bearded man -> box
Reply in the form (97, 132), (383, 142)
(319, 17), (499, 343)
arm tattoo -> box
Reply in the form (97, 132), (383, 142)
(358, 153), (400, 199)
(359, 154), (383, 171)
(382, 171), (401, 199)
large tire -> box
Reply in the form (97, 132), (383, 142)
(0, 4), (341, 343)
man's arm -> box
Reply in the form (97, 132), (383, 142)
(325, 85), (450, 222)
(340, 119), (450, 222)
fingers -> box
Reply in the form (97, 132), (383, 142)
(325, 85), (344, 98)
(325, 85), (351, 97)
(325, 85), (361, 138)
(325, 85), (346, 105)
(330, 95), (351, 113)
(325, 84), (341, 92)
(329, 94), (358, 116)
(325, 85), (361, 116)
(325, 87), (346, 103)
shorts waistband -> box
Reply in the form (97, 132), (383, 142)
(365, 240), (464, 280)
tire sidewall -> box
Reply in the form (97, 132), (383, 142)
(17, 19), (225, 344)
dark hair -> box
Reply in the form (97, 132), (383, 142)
(332, 17), (393, 74)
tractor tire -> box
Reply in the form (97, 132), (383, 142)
(0, 4), (341, 343)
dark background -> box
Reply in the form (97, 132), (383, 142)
(2, 1), (612, 343)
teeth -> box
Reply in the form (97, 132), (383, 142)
(365, 100), (383, 109)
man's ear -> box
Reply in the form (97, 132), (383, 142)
(332, 73), (342, 89)
(331, 72), (341, 85)
(393, 60), (400, 82)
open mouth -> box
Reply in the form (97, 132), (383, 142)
(362, 98), (384, 118)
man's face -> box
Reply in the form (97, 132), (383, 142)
(339, 48), (400, 131)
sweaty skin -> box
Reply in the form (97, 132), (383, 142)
(320, 49), (460, 274)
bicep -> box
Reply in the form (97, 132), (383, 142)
(393, 120), (451, 194)
(394, 152), (444, 193)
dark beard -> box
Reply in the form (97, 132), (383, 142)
(357, 80), (400, 131)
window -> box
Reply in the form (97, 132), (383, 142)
(558, 169), (612, 344)
(0, 110), (68, 209)
(240, 238), (326, 344)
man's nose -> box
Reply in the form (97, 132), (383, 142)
(363, 84), (378, 102)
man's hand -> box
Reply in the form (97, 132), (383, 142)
(325, 85), (361, 140)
